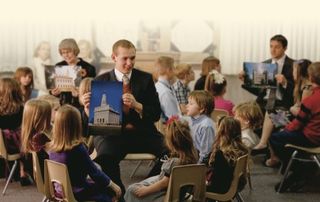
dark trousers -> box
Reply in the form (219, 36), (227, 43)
(270, 130), (317, 170)
(93, 131), (168, 200)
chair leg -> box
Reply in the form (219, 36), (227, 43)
(130, 160), (143, 178)
(312, 155), (320, 168)
(277, 150), (297, 193)
(247, 172), (253, 190)
(2, 160), (18, 195)
(235, 192), (244, 202)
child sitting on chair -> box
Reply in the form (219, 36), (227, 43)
(48, 105), (121, 202)
(234, 101), (263, 149)
(206, 116), (248, 195)
(21, 99), (52, 178)
(205, 70), (234, 115)
(125, 117), (198, 202)
(186, 90), (215, 164)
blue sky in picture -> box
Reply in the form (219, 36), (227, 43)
(89, 80), (123, 123)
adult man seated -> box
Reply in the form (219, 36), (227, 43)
(82, 39), (167, 201)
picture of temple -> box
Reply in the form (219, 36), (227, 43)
(93, 93), (120, 126)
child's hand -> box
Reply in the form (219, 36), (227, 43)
(109, 181), (121, 199)
(134, 185), (149, 198)
(82, 92), (91, 116)
(51, 87), (61, 96)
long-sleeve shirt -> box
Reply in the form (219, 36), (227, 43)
(49, 144), (111, 194)
(189, 115), (215, 163)
(286, 86), (320, 145)
(155, 78), (181, 122)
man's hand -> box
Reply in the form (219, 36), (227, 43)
(82, 92), (91, 116)
(123, 93), (143, 114)
(275, 74), (287, 87)
(238, 70), (245, 81)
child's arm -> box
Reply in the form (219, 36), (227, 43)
(134, 176), (169, 198)
(198, 126), (215, 163)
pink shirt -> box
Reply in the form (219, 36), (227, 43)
(214, 97), (234, 116)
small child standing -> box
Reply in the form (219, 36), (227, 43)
(186, 90), (215, 163)
(48, 105), (121, 202)
(14, 67), (39, 102)
(125, 117), (198, 202)
(207, 116), (248, 194)
(234, 101), (263, 149)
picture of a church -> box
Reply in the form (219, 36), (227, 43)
(93, 93), (120, 126)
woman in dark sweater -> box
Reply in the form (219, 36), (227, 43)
(51, 38), (96, 107)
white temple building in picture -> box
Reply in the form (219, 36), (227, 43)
(93, 93), (120, 126)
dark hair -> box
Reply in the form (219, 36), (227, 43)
(308, 62), (320, 85)
(270, 34), (288, 49)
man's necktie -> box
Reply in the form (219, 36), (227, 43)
(122, 74), (130, 114)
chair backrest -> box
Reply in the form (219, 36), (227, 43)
(211, 109), (228, 123)
(164, 164), (207, 202)
(206, 154), (248, 201)
(32, 151), (51, 197)
(0, 129), (7, 158)
(45, 159), (77, 202)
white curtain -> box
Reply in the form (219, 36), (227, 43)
(218, 19), (320, 75)
(1, 19), (320, 74)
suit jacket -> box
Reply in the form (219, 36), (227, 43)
(242, 56), (294, 109)
(95, 68), (160, 131)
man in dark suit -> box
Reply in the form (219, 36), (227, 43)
(240, 35), (295, 156)
(82, 39), (166, 199)
(242, 34), (294, 111)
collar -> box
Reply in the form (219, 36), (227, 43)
(272, 54), (286, 66)
(114, 68), (132, 82)
(191, 114), (206, 124)
(158, 77), (172, 88)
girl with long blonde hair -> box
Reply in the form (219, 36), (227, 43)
(48, 105), (121, 202)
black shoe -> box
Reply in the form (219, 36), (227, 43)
(20, 176), (32, 186)
(251, 147), (269, 156)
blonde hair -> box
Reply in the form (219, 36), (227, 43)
(188, 90), (214, 116)
(174, 63), (192, 79)
(201, 56), (220, 76)
(234, 101), (263, 129)
(14, 67), (34, 102)
(293, 59), (312, 103)
(112, 39), (136, 54)
(21, 99), (52, 152)
(48, 105), (84, 152)
(78, 77), (93, 105)
(37, 95), (60, 110)
(209, 116), (248, 165)
(0, 78), (23, 116)
(156, 56), (174, 76)
(59, 38), (80, 56)
(308, 62), (320, 85)
(165, 118), (198, 164)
